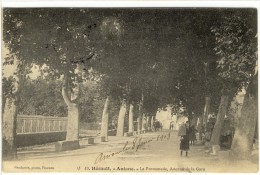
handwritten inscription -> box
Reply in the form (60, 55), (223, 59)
(95, 133), (171, 164)
(94, 137), (153, 164)
(157, 132), (170, 141)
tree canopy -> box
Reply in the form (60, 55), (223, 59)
(3, 8), (257, 119)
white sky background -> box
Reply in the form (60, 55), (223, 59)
(0, 1), (260, 175)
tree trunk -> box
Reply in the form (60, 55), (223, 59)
(203, 96), (211, 127)
(66, 104), (79, 140)
(229, 75), (258, 160)
(101, 96), (111, 141)
(128, 103), (134, 133)
(137, 94), (144, 134)
(2, 63), (24, 160)
(151, 116), (155, 131)
(147, 116), (152, 131)
(210, 95), (229, 155)
(142, 113), (147, 132)
(137, 108), (142, 134)
(2, 96), (6, 116)
(116, 99), (127, 136)
(2, 98), (18, 160)
(62, 75), (80, 141)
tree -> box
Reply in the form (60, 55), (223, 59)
(3, 8), (100, 154)
(211, 9), (257, 158)
(28, 9), (98, 141)
(94, 11), (165, 136)
(91, 15), (126, 139)
(3, 9), (35, 159)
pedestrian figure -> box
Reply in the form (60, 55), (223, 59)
(189, 125), (196, 145)
(160, 122), (163, 131)
(171, 123), (174, 130)
(179, 121), (190, 157)
(204, 130), (211, 148)
(153, 120), (161, 131)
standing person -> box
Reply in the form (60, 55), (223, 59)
(179, 121), (190, 157)
(189, 125), (196, 145)
(171, 123), (174, 130)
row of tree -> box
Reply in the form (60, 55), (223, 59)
(2, 8), (257, 161)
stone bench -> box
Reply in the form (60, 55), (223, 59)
(55, 140), (80, 152)
(124, 132), (133, 137)
(101, 136), (107, 142)
(88, 137), (94, 144)
(136, 131), (142, 135)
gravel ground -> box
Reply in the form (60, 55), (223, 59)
(3, 130), (259, 173)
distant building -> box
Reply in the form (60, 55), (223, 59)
(155, 106), (188, 130)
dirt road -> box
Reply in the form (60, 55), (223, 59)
(2, 130), (258, 173)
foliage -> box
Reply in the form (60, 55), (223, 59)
(78, 81), (104, 123)
(2, 77), (16, 99)
(211, 9), (257, 156)
(16, 77), (113, 122)
(212, 10), (257, 87)
(3, 9), (101, 91)
(3, 8), (256, 124)
(18, 78), (67, 116)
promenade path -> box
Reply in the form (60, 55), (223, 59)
(3, 130), (258, 173)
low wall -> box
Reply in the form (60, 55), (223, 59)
(16, 132), (66, 147)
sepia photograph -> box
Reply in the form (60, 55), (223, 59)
(1, 1), (259, 173)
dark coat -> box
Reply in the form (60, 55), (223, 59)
(180, 127), (190, 150)
(189, 126), (196, 141)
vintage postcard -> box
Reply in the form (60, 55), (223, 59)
(1, 0), (259, 174)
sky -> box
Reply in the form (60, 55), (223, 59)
(2, 45), (40, 79)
